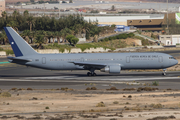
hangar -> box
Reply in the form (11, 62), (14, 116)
(127, 13), (175, 31)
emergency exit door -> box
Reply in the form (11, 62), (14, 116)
(126, 56), (130, 63)
(42, 57), (46, 64)
(158, 56), (163, 63)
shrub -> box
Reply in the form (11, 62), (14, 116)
(5, 50), (14, 55)
(128, 95), (132, 98)
(126, 102), (130, 104)
(137, 87), (159, 91)
(91, 87), (97, 90)
(86, 87), (91, 90)
(86, 87), (97, 90)
(0, 47), (3, 51)
(96, 102), (105, 107)
(104, 38), (109, 41)
(45, 106), (49, 109)
(11, 88), (17, 90)
(150, 103), (163, 108)
(61, 87), (68, 90)
(152, 81), (159, 86)
(123, 88), (136, 91)
(0, 92), (11, 97)
(113, 101), (119, 104)
(109, 37), (113, 40)
(27, 88), (33, 90)
(107, 87), (118, 90)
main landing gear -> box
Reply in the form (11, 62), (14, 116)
(87, 69), (97, 76)
(87, 72), (96, 76)
(162, 69), (167, 76)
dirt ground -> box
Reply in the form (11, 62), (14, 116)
(1, 86), (180, 120)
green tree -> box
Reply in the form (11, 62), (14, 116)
(12, 10), (19, 18)
(1, 11), (7, 19)
(23, 10), (29, 17)
(35, 34), (45, 49)
(71, 37), (79, 47)
(21, 30), (30, 43)
(66, 35), (79, 46)
(0, 30), (8, 45)
(7, 21), (18, 31)
(27, 16), (35, 31)
(111, 5), (115, 11)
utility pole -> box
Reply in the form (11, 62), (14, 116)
(167, 0), (169, 34)
(59, 0), (61, 18)
(43, 3), (45, 16)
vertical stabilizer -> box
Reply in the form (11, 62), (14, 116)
(4, 27), (38, 57)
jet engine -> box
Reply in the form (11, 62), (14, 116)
(100, 65), (121, 73)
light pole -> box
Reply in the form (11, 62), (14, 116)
(167, 0), (169, 34)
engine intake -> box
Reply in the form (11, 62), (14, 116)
(101, 65), (121, 73)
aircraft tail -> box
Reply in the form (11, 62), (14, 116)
(4, 27), (38, 57)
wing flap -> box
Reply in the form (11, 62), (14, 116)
(70, 61), (107, 69)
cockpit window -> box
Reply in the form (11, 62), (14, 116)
(169, 57), (175, 59)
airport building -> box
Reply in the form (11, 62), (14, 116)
(84, 14), (164, 27)
(0, 0), (5, 17)
(84, 13), (177, 32)
(159, 35), (180, 46)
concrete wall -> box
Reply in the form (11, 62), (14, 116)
(0, 51), (6, 56)
(36, 49), (59, 54)
(35, 47), (111, 54)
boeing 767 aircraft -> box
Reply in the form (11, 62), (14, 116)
(4, 27), (178, 76)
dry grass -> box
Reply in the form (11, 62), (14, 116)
(0, 92), (11, 97)
(96, 102), (105, 107)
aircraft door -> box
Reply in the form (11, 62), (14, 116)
(42, 57), (46, 64)
(126, 56), (130, 63)
(159, 56), (163, 63)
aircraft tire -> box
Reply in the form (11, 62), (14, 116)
(93, 73), (96, 76)
(162, 73), (166, 76)
(87, 72), (91, 76)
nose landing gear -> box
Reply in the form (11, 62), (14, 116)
(162, 69), (167, 76)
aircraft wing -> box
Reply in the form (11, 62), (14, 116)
(7, 57), (32, 62)
(70, 62), (107, 69)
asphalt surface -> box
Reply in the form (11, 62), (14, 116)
(0, 50), (180, 90)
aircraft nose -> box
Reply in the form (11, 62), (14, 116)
(175, 59), (178, 65)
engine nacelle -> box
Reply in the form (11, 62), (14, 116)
(101, 65), (121, 73)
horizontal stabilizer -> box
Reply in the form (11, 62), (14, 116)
(7, 57), (32, 62)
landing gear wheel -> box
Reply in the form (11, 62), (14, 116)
(162, 69), (167, 76)
(87, 72), (91, 76)
(92, 73), (96, 76)
(162, 72), (166, 76)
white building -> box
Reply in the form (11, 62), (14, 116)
(159, 35), (180, 46)
(0, 0), (5, 17)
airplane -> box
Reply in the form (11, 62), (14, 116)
(4, 27), (178, 76)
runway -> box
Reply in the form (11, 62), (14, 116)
(0, 59), (180, 90)
(0, 50), (180, 89)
